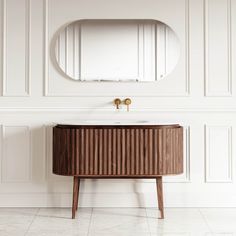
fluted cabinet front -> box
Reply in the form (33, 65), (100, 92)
(53, 125), (183, 177)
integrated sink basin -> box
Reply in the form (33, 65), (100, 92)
(57, 120), (178, 126)
(83, 120), (149, 125)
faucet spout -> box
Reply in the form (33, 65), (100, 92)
(114, 98), (122, 109)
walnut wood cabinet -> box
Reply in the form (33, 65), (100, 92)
(53, 124), (183, 219)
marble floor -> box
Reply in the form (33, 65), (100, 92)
(0, 208), (235, 236)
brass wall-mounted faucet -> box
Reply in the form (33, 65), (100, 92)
(114, 98), (122, 109)
(114, 98), (132, 111)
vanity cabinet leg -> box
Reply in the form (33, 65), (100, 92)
(72, 176), (79, 219)
(76, 179), (80, 211)
(156, 176), (164, 219)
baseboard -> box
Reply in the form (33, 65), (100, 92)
(1, 192), (236, 207)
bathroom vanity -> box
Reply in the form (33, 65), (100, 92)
(53, 123), (183, 219)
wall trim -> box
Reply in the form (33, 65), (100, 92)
(0, 125), (2, 183)
(204, 0), (232, 97)
(185, 0), (190, 95)
(2, 0), (31, 97)
(44, 0), (190, 97)
(1, 107), (236, 112)
(1, 125), (32, 183)
(204, 125), (233, 183)
(44, 0), (49, 96)
(25, 0), (31, 96)
(1, 192), (236, 207)
(1, 0), (6, 97)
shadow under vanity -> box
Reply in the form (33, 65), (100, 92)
(53, 123), (183, 219)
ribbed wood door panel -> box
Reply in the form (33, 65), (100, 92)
(53, 126), (183, 176)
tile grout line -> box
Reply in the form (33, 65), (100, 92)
(198, 208), (213, 233)
(24, 208), (40, 236)
(145, 207), (152, 236)
(86, 207), (93, 236)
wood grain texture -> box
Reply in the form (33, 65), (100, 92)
(76, 178), (80, 211)
(72, 176), (79, 219)
(53, 124), (183, 219)
(156, 176), (164, 219)
(53, 125), (184, 177)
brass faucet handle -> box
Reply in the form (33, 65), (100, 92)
(114, 98), (122, 109)
(124, 98), (132, 112)
(124, 98), (132, 105)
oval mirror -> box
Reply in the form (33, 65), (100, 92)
(54, 20), (180, 81)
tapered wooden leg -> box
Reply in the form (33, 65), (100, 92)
(72, 176), (79, 219)
(76, 179), (80, 211)
(156, 176), (164, 219)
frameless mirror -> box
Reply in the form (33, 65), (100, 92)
(54, 20), (180, 82)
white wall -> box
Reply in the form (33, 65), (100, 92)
(0, 0), (236, 207)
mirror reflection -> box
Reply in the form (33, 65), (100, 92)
(54, 20), (180, 81)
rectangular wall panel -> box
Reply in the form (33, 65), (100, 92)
(2, 126), (31, 182)
(205, 125), (232, 183)
(3, 0), (30, 96)
(45, 0), (189, 96)
(0, 125), (2, 182)
(204, 0), (232, 96)
(0, 1), (3, 95)
(30, 125), (46, 182)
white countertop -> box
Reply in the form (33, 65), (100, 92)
(56, 120), (180, 126)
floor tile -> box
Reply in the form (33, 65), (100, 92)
(37, 207), (92, 220)
(88, 208), (150, 236)
(0, 207), (38, 216)
(0, 208), (38, 236)
(205, 233), (236, 236)
(26, 217), (89, 236)
(88, 232), (151, 236)
(0, 207), (234, 236)
(200, 208), (236, 233)
(146, 208), (211, 235)
(26, 208), (92, 236)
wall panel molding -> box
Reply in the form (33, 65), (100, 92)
(1, 125), (31, 183)
(185, 0), (190, 95)
(0, 125), (2, 183)
(44, 0), (190, 97)
(205, 125), (233, 183)
(2, 0), (31, 97)
(204, 0), (232, 97)
(43, 0), (49, 96)
(2, 107), (236, 112)
(25, 0), (31, 96)
(0, 0), (6, 96)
